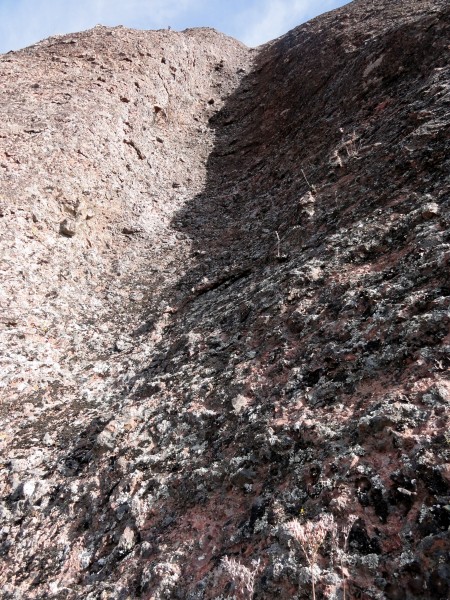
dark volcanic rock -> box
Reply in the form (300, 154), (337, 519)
(1, 1), (450, 598)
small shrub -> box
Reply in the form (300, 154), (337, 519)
(221, 556), (260, 599)
(285, 513), (335, 600)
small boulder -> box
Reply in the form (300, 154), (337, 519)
(59, 218), (77, 237)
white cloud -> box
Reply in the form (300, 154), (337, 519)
(0, 0), (204, 53)
(237, 0), (348, 47)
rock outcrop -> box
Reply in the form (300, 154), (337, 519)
(1, 1), (449, 598)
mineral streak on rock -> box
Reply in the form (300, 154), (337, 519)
(1, 1), (450, 598)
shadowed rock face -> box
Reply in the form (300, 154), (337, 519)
(1, 1), (449, 598)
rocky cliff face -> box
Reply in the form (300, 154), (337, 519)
(1, 1), (449, 598)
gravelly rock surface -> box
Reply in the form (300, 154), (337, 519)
(1, 0), (449, 598)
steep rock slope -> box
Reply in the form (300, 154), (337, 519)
(1, 1), (450, 598)
(0, 25), (251, 453)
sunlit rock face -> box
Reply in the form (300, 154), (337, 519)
(1, 1), (449, 598)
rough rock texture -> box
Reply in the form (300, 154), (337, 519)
(1, 0), (450, 598)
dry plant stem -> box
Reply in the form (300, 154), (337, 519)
(344, 130), (361, 158)
(341, 515), (357, 600)
(276, 231), (281, 258)
(307, 555), (317, 600)
(221, 556), (260, 599)
(301, 168), (313, 190)
(342, 563), (347, 600)
(285, 514), (335, 600)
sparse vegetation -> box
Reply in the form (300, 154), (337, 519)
(221, 556), (260, 599)
(284, 514), (358, 599)
(333, 515), (358, 600)
(285, 513), (335, 600)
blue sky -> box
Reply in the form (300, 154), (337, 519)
(0, 0), (351, 54)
